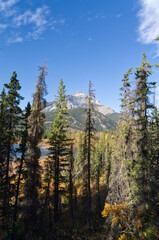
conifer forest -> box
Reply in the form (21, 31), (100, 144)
(0, 53), (159, 240)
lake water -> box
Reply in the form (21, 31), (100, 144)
(13, 144), (50, 157)
(13, 145), (76, 158)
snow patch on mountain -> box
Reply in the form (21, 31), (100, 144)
(43, 91), (115, 115)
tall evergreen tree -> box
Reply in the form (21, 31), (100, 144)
(105, 134), (112, 186)
(0, 88), (8, 238)
(120, 68), (133, 119)
(24, 65), (47, 240)
(83, 80), (96, 226)
(3, 72), (23, 237)
(75, 132), (86, 180)
(151, 108), (159, 220)
(47, 78), (71, 228)
(0, 88), (7, 186)
(68, 143), (75, 227)
(119, 68), (135, 204)
(93, 132), (106, 219)
(42, 156), (53, 238)
(133, 53), (155, 209)
(103, 53), (159, 239)
(12, 102), (31, 239)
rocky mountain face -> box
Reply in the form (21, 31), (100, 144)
(43, 92), (120, 131)
(43, 91), (115, 115)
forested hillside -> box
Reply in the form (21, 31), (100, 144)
(0, 53), (159, 240)
(44, 108), (117, 132)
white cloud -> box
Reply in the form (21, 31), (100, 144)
(13, 10), (31, 26)
(0, 23), (7, 29)
(4, 7), (17, 17)
(0, 1), (66, 44)
(27, 26), (46, 40)
(7, 36), (23, 44)
(88, 13), (106, 21)
(116, 13), (122, 18)
(138, 0), (159, 44)
(30, 6), (49, 27)
(0, 0), (19, 12)
(58, 18), (65, 25)
(13, 5), (49, 27)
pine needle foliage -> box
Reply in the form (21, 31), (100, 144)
(82, 80), (96, 226)
(0, 88), (8, 238)
(24, 65), (47, 240)
(2, 71), (23, 237)
(103, 53), (159, 239)
(47, 78), (71, 225)
(133, 53), (156, 209)
(12, 102), (31, 239)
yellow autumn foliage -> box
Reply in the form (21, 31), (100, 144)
(118, 233), (127, 240)
(144, 229), (159, 238)
(102, 202), (159, 240)
(102, 202), (129, 227)
(118, 233), (138, 240)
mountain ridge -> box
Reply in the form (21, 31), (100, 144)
(43, 91), (115, 116)
(43, 92), (120, 131)
(44, 108), (118, 132)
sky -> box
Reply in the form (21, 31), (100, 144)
(0, 0), (159, 112)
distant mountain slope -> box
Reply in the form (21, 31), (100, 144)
(43, 92), (115, 115)
(107, 112), (121, 124)
(44, 107), (117, 132)
(43, 92), (120, 131)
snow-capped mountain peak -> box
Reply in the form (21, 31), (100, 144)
(72, 91), (86, 96)
(43, 92), (114, 115)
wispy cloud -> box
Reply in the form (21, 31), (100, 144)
(27, 26), (46, 40)
(0, 0), (19, 12)
(0, 23), (7, 29)
(116, 13), (122, 18)
(0, 0), (19, 17)
(88, 37), (92, 41)
(0, 1), (66, 44)
(137, 0), (159, 45)
(13, 5), (49, 27)
(88, 13), (106, 21)
(7, 35), (23, 44)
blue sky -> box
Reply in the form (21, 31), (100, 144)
(0, 0), (159, 112)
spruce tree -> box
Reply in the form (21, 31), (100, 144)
(103, 54), (159, 239)
(12, 102), (31, 239)
(93, 132), (106, 219)
(133, 53), (155, 209)
(105, 134), (112, 185)
(68, 143), (75, 227)
(119, 68), (135, 203)
(120, 68), (133, 119)
(75, 132), (85, 176)
(3, 72), (23, 237)
(42, 156), (53, 238)
(83, 80), (96, 226)
(24, 65), (47, 240)
(0, 88), (7, 189)
(47, 78), (71, 229)
(151, 108), (159, 221)
(0, 88), (8, 238)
